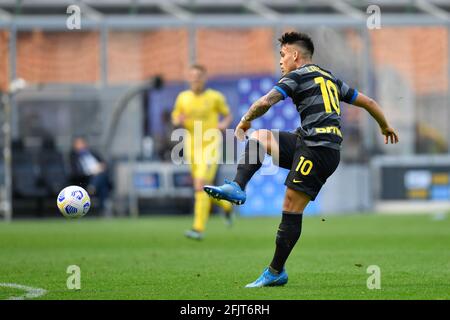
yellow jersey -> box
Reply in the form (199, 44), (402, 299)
(171, 89), (230, 132)
(171, 88), (230, 176)
(171, 88), (230, 163)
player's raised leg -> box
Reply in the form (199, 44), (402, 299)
(245, 187), (309, 288)
(204, 129), (277, 205)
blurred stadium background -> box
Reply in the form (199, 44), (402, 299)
(1, 0), (450, 221)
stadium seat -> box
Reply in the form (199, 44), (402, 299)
(12, 139), (48, 199)
(39, 138), (69, 196)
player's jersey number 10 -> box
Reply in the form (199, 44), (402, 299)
(314, 76), (341, 115)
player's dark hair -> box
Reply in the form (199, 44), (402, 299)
(190, 64), (207, 73)
(278, 31), (314, 58)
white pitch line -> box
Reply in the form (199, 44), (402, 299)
(0, 283), (47, 300)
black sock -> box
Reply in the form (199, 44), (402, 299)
(233, 139), (265, 190)
(269, 212), (303, 274)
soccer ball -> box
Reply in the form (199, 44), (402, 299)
(57, 185), (91, 218)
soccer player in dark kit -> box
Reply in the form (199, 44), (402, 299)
(204, 31), (399, 287)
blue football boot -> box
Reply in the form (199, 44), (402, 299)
(203, 179), (246, 205)
(245, 267), (288, 288)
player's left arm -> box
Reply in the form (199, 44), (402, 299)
(216, 92), (234, 131)
(171, 94), (185, 127)
(218, 113), (233, 131)
(352, 92), (399, 144)
(235, 89), (284, 141)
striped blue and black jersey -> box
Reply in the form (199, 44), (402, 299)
(274, 64), (358, 150)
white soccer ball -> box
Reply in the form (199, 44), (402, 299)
(57, 185), (91, 218)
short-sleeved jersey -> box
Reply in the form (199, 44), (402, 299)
(171, 88), (230, 134)
(172, 88), (230, 162)
(274, 64), (358, 150)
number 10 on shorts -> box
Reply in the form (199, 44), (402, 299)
(295, 156), (313, 176)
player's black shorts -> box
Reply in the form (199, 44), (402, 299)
(274, 131), (340, 201)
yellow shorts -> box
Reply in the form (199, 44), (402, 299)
(190, 162), (218, 182)
(186, 141), (221, 182)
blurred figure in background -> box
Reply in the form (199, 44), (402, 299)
(155, 110), (178, 161)
(171, 64), (233, 240)
(70, 137), (112, 216)
(415, 122), (448, 154)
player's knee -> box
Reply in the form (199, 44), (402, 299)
(250, 129), (272, 154)
(250, 129), (268, 141)
(250, 129), (260, 140)
(283, 192), (295, 210)
(283, 188), (310, 212)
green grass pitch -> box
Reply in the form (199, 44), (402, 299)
(0, 213), (449, 300)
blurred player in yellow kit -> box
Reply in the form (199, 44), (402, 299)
(171, 65), (233, 240)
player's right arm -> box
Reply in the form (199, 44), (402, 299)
(235, 72), (296, 140)
(352, 92), (399, 145)
(235, 88), (284, 141)
(171, 93), (185, 127)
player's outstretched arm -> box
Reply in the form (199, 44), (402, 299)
(352, 92), (399, 144)
(218, 113), (233, 131)
(235, 89), (284, 140)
